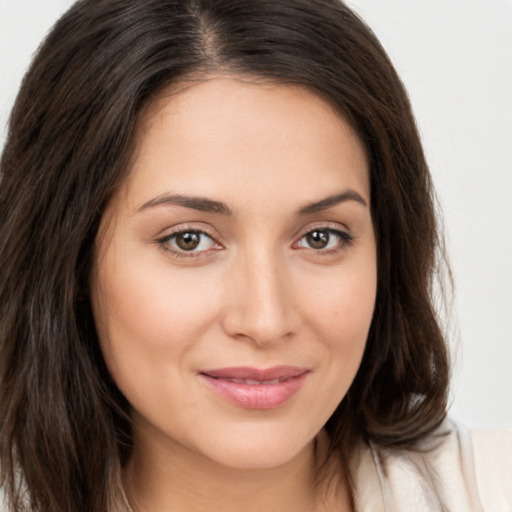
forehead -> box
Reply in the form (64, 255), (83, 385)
(121, 77), (369, 214)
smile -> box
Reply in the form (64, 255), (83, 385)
(199, 366), (310, 409)
(221, 377), (288, 385)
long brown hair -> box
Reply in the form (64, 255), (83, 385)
(0, 1), (449, 510)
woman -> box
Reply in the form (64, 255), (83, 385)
(0, 1), (510, 511)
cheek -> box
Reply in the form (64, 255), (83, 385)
(278, 257), (377, 434)
(90, 269), (215, 423)
(90, 245), (221, 402)
(93, 249), (222, 349)
(297, 253), (377, 391)
(301, 258), (376, 341)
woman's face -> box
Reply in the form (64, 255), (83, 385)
(91, 77), (377, 470)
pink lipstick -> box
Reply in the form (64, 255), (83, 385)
(199, 366), (309, 409)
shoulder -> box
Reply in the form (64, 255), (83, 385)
(470, 424), (512, 511)
(351, 418), (512, 512)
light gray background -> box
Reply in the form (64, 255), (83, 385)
(1, 0), (511, 427)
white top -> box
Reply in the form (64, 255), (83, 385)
(350, 418), (512, 511)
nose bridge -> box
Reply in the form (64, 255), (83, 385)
(222, 244), (295, 345)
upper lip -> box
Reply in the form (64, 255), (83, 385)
(200, 366), (309, 381)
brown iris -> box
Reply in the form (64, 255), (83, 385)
(175, 231), (201, 251)
(306, 229), (330, 249)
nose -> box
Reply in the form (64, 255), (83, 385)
(220, 249), (298, 347)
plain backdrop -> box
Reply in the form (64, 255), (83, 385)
(1, 0), (511, 428)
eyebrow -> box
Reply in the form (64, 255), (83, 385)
(138, 193), (233, 215)
(137, 189), (367, 216)
(296, 190), (368, 215)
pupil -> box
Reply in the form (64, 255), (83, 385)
(176, 232), (200, 251)
(307, 230), (329, 249)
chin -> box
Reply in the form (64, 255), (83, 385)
(189, 422), (317, 470)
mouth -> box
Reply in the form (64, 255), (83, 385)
(199, 366), (310, 409)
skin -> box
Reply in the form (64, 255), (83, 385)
(91, 77), (377, 512)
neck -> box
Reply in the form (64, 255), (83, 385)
(122, 427), (352, 512)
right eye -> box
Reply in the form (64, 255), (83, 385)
(158, 229), (221, 257)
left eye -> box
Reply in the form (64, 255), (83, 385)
(163, 230), (217, 252)
(297, 228), (348, 250)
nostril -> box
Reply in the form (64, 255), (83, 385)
(220, 261), (298, 345)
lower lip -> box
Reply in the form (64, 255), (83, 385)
(200, 372), (309, 409)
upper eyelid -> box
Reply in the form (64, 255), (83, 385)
(158, 224), (218, 241)
(292, 221), (351, 240)
(295, 227), (354, 245)
(162, 229), (214, 242)
(159, 222), (348, 236)
(299, 227), (350, 238)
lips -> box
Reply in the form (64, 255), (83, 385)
(199, 366), (309, 409)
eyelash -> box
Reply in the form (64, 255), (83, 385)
(294, 227), (355, 255)
(156, 225), (355, 259)
(157, 225), (221, 259)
